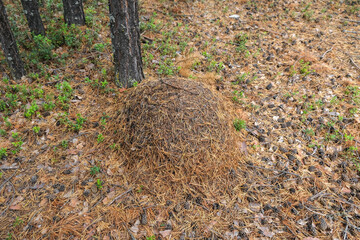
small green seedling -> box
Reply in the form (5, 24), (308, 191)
(96, 179), (103, 190)
(233, 119), (246, 131)
(90, 166), (101, 175)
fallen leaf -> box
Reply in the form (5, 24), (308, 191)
(12, 196), (24, 206)
(102, 191), (116, 205)
(160, 230), (172, 238)
(39, 198), (47, 207)
(67, 149), (79, 155)
(9, 205), (22, 210)
(237, 141), (248, 155)
(69, 198), (79, 208)
(47, 135), (55, 140)
(303, 238), (320, 240)
(341, 187), (351, 194)
(259, 226), (275, 238)
(119, 88), (126, 93)
(130, 220), (140, 233)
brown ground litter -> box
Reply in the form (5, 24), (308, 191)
(109, 78), (243, 191)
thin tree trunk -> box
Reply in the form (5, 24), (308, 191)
(20, 0), (45, 36)
(62, 0), (85, 26)
(0, 0), (26, 79)
(109, 0), (144, 88)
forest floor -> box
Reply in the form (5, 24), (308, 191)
(0, 0), (360, 239)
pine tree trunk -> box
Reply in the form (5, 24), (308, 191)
(62, 0), (85, 25)
(20, 0), (45, 36)
(0, 0), (26, 79)
(109, 0), (144, 88)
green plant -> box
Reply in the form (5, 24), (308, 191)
(345, 133), (354, 141)
(146, 236), (156, 240)
(59, 113), (86, 132)
(24, 102), (39, 119)
(157, 59), (180, 76)
(2, 76), (9, 84)
(96, 179), (103, 190)
(93, 43), (105, 52)
(110, 143), (119, 150)
(61, 140), (69, 149)
(305, 128), (315, 136)
(31, 34), (54, 61)
(232, 90), (245, 103)
(233, 119), (246, 131)
(90, 166), (101, 175)
(137, 185), (144, 193)
(234, 33), (248, 53)
(299, 60), (313, 76)
(13, 217), (23, 227)
(11, 141), (23, 154)
(233, 73), (248, 84)
(33, 126), (40, 134)
(56, 81), (73, 109)
(3, 117), (11, 128)
(6, 232), (12, 240)
(63, 24), (82, 48)
(0, 148), (7, 159)
(0, 129), (6, 137)
(97, 133), (104, 143)
(43, 101), (55, 111)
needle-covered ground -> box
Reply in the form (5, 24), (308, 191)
(0, 0), (359, 239)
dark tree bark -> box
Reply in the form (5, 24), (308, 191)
(109, 0), (144, 88)
(0, 0), (26, 79)
(62, 0), (85, 26)
(20, 0), (45, 36)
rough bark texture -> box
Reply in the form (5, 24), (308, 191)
(0, 0), (26, 79)
(109, 0), (144, 88)
(21, 0), (45, 36)
(62, 0), (85, 26)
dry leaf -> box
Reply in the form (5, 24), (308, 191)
(12, 196), (24, 206)
(259, 226), (275, 238)
(303, 238), (320, 240)
(69, 198), (79, 208)
(341, 187), (351, 194)
(130, 220), (140, 233)
(102, 191), (116, 205)
(47, 135), (55, 140)
(67, 149), (79, 155)
(39, 198), (47, 207)
(160, 230), (172, 238)
(237, 141), (248, 155)
(9, 205), (22, 210)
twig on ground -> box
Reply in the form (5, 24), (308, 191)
(0, 165), (19, 170)
(304, 204), (327, 216)
(307, 190), (330, 201)
(343, 30), (359, 34)
(0, 180), (15, 216)
(160, 79), (199, 95)
(107, 188), (133, 206)
(341, 19), (360, 23)
(344, 216), (350, 240)
(88, 196), (105, 212)
(83, 217), (102, 233)
(320, 47), (333, 60)
(0, 170), (18, 190)
(346, 34), (360, 40)
(122, 223), (137, 240)
(349, 56), (360, 71)
(244, 164), (302, 178)
(24, 208), (42, 231)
